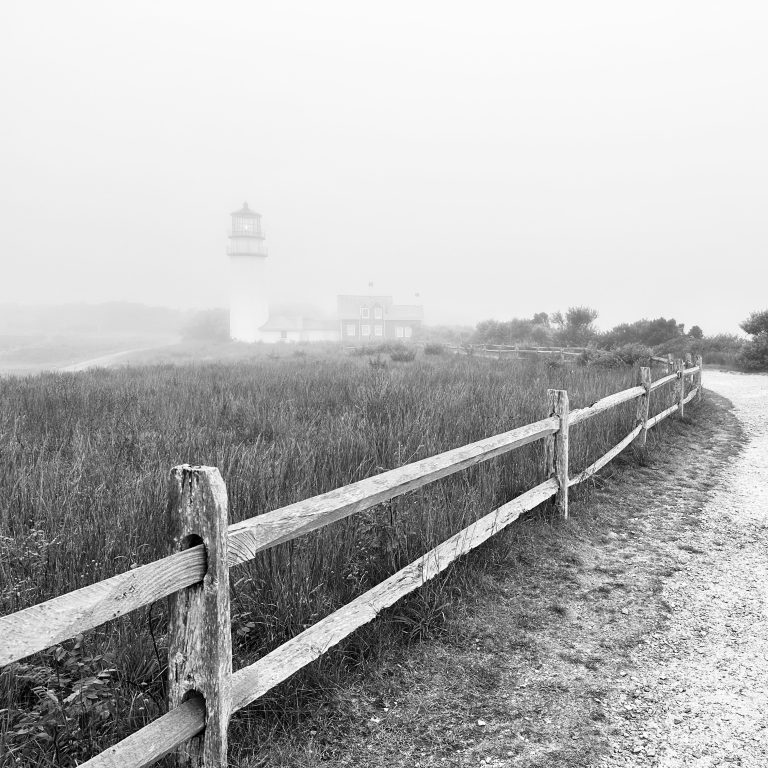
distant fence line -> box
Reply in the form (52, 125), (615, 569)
(0, 357), (704, 766)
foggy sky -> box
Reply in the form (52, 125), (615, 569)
(1, 1), (766, 334)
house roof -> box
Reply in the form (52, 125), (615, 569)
(337, 295), (423, 321)
(337, 295), (394, 317)
(259, 303), (337, 331)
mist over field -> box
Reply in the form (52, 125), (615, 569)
(1, 1), (767, 336)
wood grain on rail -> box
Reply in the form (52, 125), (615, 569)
(226, 418), (559, 566)
(569, 424), (643, 487)
(229, 479), (558, 712)
(650, 372), (678, 391)
(78, 695), (205, 768)
(569, 386), (645, 426)
(647, 403), (678, 429)
(0, 546), (206, 667)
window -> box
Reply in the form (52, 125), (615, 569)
(374, 324), (383, 337)
(373, 306), (383, 320)
(361, 324), (371, 336)
(360, 307), (370, 319)
(404, 326), (412, 338)
(346, 324), (356, 337)
(396, 326), (404, 338)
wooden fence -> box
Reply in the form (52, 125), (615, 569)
(0, 357), (704, 766)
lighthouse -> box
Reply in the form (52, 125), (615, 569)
(228, 202), (269, 342)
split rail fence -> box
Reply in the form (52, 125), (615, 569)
(0, 356), (704, 766)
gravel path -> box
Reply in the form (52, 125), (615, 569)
(605, 371), (768, 766)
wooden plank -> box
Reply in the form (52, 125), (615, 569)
(635, 367), (651, 453)
(166, 466), (231, 767)
(649, 372), (677, 392)
(227, 418), (558, 566)
(647, 402), (678, 429)
(569, 386), (645, 426)
(683, 386), (699, 406)
(695, 355), (703, 403)
(547, 390), (569, 519)
(229, 479), (559, 713)
(0, 546), (205, 667)
(78, 696), (205, 768)
(681, 366), (700, 378)
(569, 424), (642, 487)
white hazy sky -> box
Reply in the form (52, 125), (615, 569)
(1, 1), (766, 333)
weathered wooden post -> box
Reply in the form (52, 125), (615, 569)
(676, 359), (685, 420)
(559, 348), (565, 363)
(695, 354), (703, 402)
(685, 352), (692, 367)
(168, 465), (232, 767)
(546, 389), (569, 519)
(635, 367), (651, 455)
(667, 353), (674, 374)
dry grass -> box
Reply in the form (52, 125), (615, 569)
(0, 353), (682, 765)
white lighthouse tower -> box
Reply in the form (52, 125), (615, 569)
(228, 202), (269, 342)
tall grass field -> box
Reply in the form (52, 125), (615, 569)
(0, 353), (678, 765)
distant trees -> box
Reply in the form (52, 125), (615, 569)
(599, 317), (684, 349)
(472, 307), (600, 347)
(740, 310), (768, 336)
(473, 313), (553, 346)
(471, 308), (744, 368)
(555, 306), (599, 346)
(182, 309), (229, 342)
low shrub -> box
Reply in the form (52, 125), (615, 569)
(423, 342), (446, 356)
(612, 343), (654, 365)
(390, 348), (417, 363)
(737, 333), (768, 371)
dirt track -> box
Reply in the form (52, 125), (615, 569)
(605, 370), (768, 767)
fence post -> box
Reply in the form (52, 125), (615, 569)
(676, 359), (685, 420)
(167, 465), (232, 767)
(635, 367), (651, 455)
(695, 354), (703, 402)
(685, 352), (692, 367)
(546, 389), (569, 519)
(667, 353), (674, 374)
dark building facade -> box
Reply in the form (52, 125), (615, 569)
(337, 295), (423, 342)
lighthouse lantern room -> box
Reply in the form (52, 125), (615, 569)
(228, 202), (269, 342)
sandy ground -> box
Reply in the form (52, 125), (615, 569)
(604, 370), (768, 767)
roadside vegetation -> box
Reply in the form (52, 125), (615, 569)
(472, 307), (746, 369)
(1, 353), (680, 765)
(736, 309), (768, 371)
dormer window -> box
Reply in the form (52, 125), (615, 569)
(360, 307), (370, 319)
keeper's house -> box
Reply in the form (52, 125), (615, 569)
(337, 295), (423, 343)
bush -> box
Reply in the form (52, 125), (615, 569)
(578, 349), (626, 368)
(612, 343), (654, 365)
(423, 343), (445, 356)
(390, 348), (417, 363)
(737, 333), (768, 371)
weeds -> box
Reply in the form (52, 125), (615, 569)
(0, 355), (672, 764)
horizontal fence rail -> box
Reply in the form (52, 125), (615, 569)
(1, 355), (705, 766)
